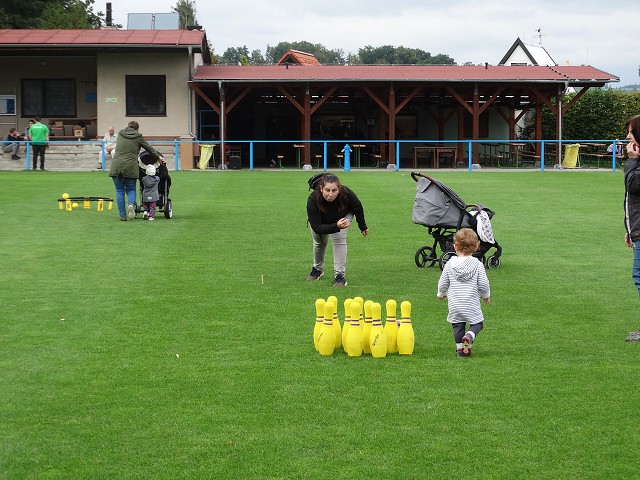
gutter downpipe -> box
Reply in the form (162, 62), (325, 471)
(557, 82), (568, 167)
(187, 46), (196, 139)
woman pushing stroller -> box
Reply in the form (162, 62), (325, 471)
(108, 120), (164, 221)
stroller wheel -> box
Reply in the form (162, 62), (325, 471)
(439, 251), (456, 270)
(487, 255), (501, 269)
(164, 199), (173, 219)
(415, 246), (437, 268)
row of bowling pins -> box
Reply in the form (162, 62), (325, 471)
(314, 296), (414, 357)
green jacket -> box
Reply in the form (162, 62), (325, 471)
(109, 127), (159, 178)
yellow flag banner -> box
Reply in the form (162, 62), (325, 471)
(198, 144), (214, 170)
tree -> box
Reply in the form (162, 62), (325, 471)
(172, 0), (197, 29)
(220, 46), (250, 65)
(520, 89), (640, 141)
(3, 0), (106, 29)
(357, 45), (455, 65)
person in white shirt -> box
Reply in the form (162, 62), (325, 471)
(98, 126), (117, 169)
(437, 228), (491, 357)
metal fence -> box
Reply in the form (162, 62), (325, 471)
(0, 138), (628, 172)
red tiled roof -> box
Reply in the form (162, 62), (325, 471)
(0, 29), (205, 46)
(193, 64), (618, 84)
(276, 49), (321, 66)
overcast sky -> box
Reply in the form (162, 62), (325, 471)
(110, 0), (638, 86)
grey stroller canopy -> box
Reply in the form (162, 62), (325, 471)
(412, 175), (474, 229)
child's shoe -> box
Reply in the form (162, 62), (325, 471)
(456, 348), (465, 358)
(143, 211), (149, 219)
(461, 335), (473, 357)
(148, 216), (155, 221)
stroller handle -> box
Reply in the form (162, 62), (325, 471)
(411, 171), (435, 183)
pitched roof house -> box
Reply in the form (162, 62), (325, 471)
(0, 28), (209, 152)
(499, 37), (556, 66)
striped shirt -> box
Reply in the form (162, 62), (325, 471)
(437, 255), (490, 325)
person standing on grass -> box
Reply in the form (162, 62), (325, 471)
(306, 172), (368, 287)
(624, 115), (640, 342)
(108, 120), (163, 222)
(28, 116), (49, 171)
(437, 228), (490, 357)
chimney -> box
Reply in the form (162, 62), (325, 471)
(106, 2), (112, 26)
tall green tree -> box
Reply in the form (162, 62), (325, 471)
(172, 0), (197, 29)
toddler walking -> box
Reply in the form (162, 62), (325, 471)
(142, 164), (160, 221)
(437, 228), (490, 357)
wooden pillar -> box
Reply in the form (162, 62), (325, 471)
(304, 84), (311, 166)
(438, 108), (445, 141)
(535, 97), (542, 159)
(457, 106), (464, 164)
(472, 83), (480, 164)
(219, 81), (226, 165)
(388, 83), (396, 165)
(379, 110), (386, 160)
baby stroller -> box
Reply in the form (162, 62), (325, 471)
(411, 172), (502, 270)
(137, 151), (173, 219)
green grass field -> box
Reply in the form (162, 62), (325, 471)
(1, 169), (639, 479)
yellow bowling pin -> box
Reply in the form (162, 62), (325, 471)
(369, 302), (387, 358)
(65, 199), (72, 211)
(346, 300), (363, 357)
(314, 298), (325, 351)
(58, 200), (64, 210)
(342, 298), (353, 352)
(384, 299), (399, 353)
(353, 296), (364, 313)
(97, 198), (104, 211)
(327, 295), (342, 349)
(83, 198), (91, 209)
(352, 297), (364, 328)
(318, 301), (336, 356)
(397, 301), (415, 355)
(363, 300), (373, 354)
(107, 201), (113, 210)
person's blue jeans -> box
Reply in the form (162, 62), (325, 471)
(112, 176), (137, 219)
(633, 241), (640, 296)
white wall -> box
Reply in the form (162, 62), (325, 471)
(97, 52), (194, 138)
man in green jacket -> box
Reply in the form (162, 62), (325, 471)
(109, 120), (162, 221)
(29, 116), (49, 170)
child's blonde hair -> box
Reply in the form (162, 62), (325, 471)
(453, 228), (480, 255)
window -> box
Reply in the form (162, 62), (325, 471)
(22, 79), (76, 117)
(126, 75), (166, 116)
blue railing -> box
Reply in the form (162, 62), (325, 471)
(192, 138), (628, 172)
(8, 138), (628, 172)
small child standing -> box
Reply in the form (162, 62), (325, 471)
(437, 228), (490, 357)
(142, 164), (160, 221)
